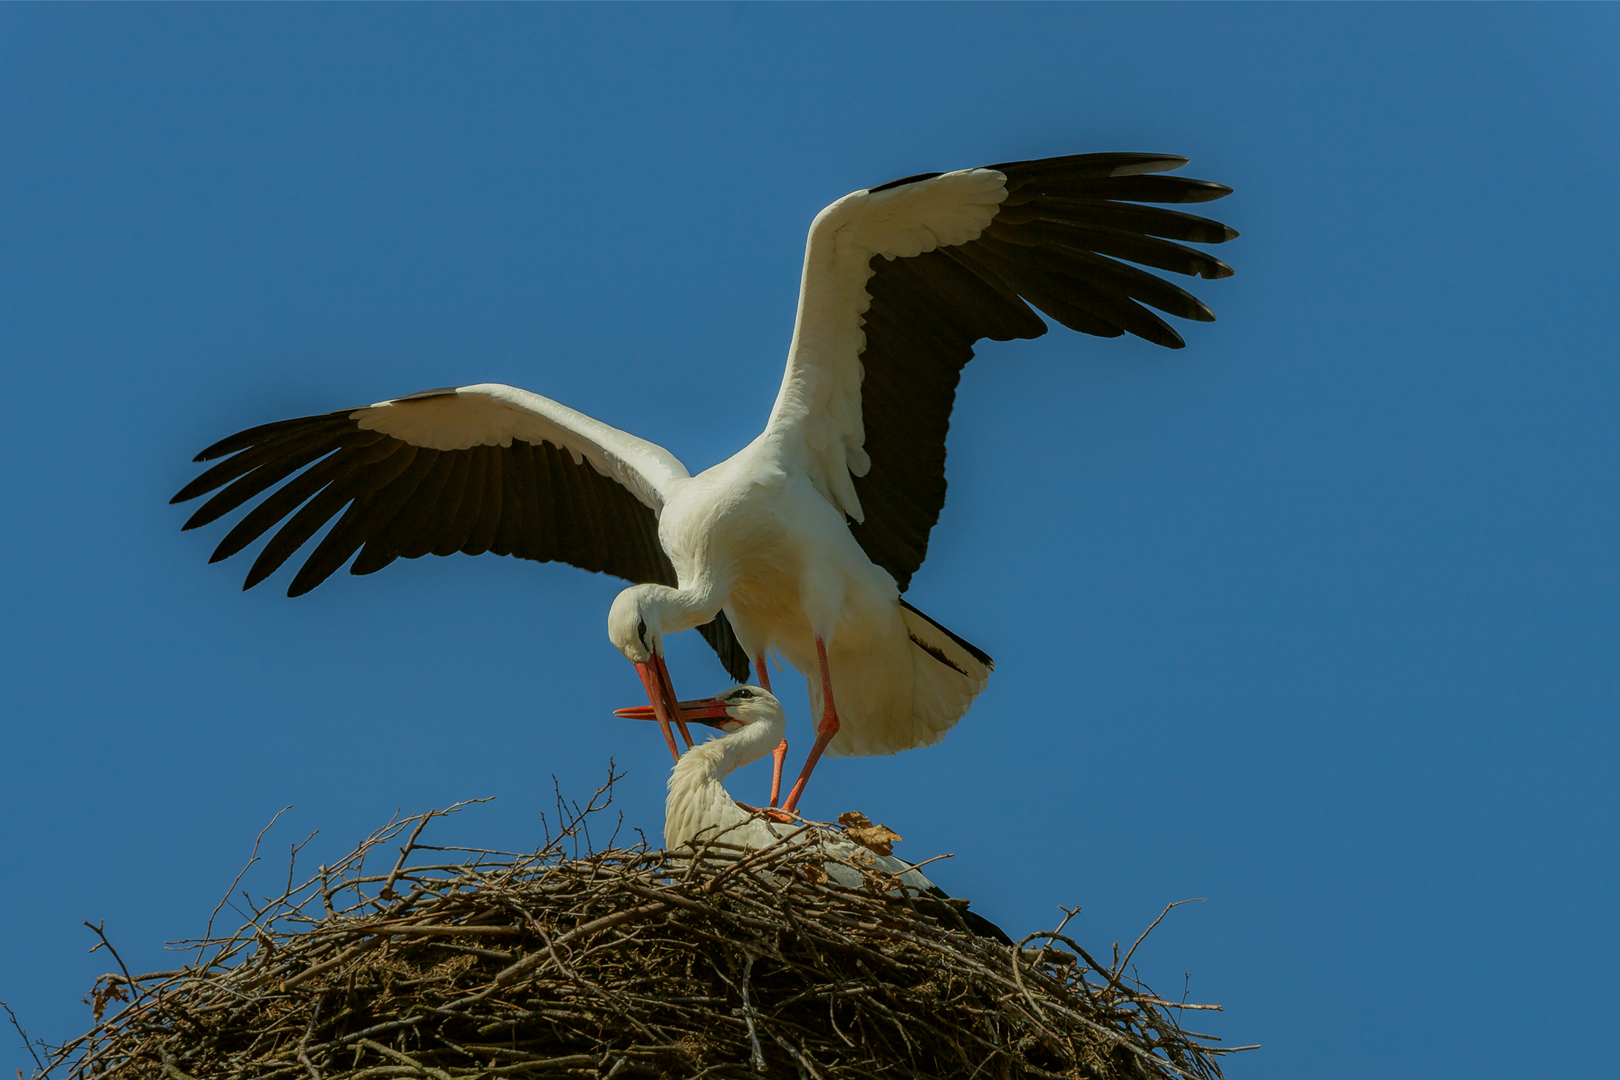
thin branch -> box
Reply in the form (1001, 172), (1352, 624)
(81, 922), (136, 999)
(199, 804), (292, 963)
(1115, 899), (1206, 984)
(1, 1000), (44, 1075)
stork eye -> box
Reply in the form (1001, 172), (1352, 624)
(731, 688), (754, 700)
(636, 618), (648, 647)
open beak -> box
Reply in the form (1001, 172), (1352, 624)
(614, 696), (734, 727)
(626, 656), (687, 761)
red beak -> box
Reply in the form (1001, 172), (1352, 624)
(629, 654), (694, 760)
(614, 696), (735, 725)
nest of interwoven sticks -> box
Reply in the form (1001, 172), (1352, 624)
(36, 776), (1248, 1080)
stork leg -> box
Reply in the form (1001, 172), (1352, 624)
(782, 636), (838, 814)
(755, 653), (789, 808)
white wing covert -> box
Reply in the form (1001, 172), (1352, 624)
(766, 169), (1009, 522)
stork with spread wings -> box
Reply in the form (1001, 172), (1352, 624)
(172, 152), (1238, 812)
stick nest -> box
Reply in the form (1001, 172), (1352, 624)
(38, 776), (1244, 1080)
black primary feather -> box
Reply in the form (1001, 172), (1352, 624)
(172, 410), (748, 680)
(847, 151), (1236, 591)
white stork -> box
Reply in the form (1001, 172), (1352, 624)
(634, 683), (1013, 945)
(171, 152), (1237, 811)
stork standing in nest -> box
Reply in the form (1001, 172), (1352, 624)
(171, 151), (1237, 812)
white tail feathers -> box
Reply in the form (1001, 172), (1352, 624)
(823, 601), (992, 758)
(898, 602), (992, 749)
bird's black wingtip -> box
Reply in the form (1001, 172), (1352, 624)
(1109, 154), (1190, 177)
(962, 908), (1015, 947)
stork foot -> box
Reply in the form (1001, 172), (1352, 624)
(735, 801), (796, 824)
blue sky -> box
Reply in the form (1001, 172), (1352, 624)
(2, 5), (1616, 1078)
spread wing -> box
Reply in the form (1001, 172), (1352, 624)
(171, 382), (751, 680)
(765, 152), (1238, 589)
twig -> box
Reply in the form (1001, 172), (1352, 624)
(739, 953), (766, 1074)
(81, 923), (137, 1003)
(770, 1034), (825, 1080)
(199, 805), (292, 964)
(1, 1000), (44, 1075)
(355, 1039), (450, 1080)
(287, 829), (320, 898)
(297, 997), (324, 1080)
(1115, 899), (1205, 984)
(898, 852), (954, 874)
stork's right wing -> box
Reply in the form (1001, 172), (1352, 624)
(767, 153), (1237, 590)
(172, 382), (753, 679)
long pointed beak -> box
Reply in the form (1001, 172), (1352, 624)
(651, 652), (693, 749)
(614, 696), (734, 726)
(629, 654), (693, 754)
(631, 660), (681, 762)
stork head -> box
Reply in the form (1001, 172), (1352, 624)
(697, 685), (784, 734)
(607, 584), (669, 664)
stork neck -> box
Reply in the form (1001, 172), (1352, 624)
(650, 579), (728, 637)
(677, 712), (784, 787)
(665, 711), (786, 848)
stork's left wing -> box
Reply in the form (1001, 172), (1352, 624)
(765, 153), (1238, 590)
(171, 383), (754, 680)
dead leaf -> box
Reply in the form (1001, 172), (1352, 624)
(84, 980), (129, 1023)
(838, 811), (901, 856)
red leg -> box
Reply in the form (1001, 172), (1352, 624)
(782, 636), (838, 814)
(756, 654), (789, 807)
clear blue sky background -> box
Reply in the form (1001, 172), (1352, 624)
(2, 5), (1615, 1078)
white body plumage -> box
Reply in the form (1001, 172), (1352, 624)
(663, 686), (940, 894)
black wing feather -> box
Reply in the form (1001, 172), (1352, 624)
(191, 411), (353, 462)
(180, 431), (352, 532)
(433, 447), (484, 558)
(409, 451), (471, 560)
(174, 406), (750, 678)
(242, 439), (409, 590)
(172, 418), (352, 507)
(489, 447), (523, 558)
(288, 445), (426, 596)
(366, 451), (455, 566)
(1002, 197), (1238, 245)
(850, 152), (1236, 590)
